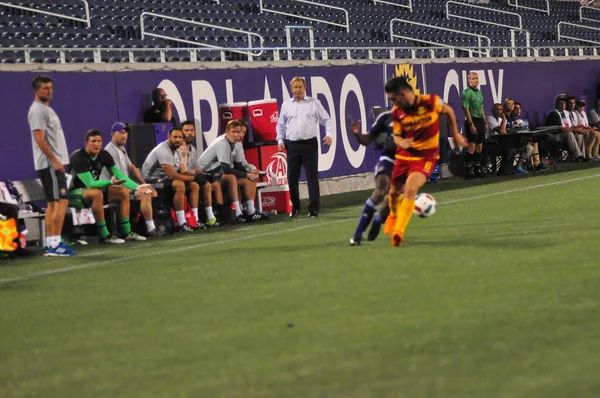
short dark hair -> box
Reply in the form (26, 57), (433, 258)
(566, 96), (576, 103)
(514, 101), (521, 107)
(152, 88), (163, 103)
(180, 120), (195, 130)
(384, 77), (412, 94)
(168, 127), (182, 136)
(576, 100), (586, 108)
(32, 75), (52, 91)
(85, 129), (102, 142)
(225, 120), (243, 131)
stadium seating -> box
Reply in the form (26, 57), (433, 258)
(0, 0), (598, 63)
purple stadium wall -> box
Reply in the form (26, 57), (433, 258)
(2, 60), (598, 181)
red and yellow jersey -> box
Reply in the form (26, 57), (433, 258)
(392, 94), (444, 160)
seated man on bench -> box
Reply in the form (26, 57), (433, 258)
(69, 129), (149, 244)
(196, 120), (261, 223)
(235, 121), (268, 220)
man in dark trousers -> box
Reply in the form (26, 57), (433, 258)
(276, 76), (333, 218)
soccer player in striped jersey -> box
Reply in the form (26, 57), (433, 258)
(382, 77), (467, 247)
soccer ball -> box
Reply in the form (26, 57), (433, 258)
(413, 193), (436, 218)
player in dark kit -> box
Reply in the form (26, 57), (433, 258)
(382, 77), (467, 247)
(69, 129), (151, 243)
(348, 110), (395, 246)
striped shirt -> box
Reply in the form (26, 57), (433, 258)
(392, 94), (444, 160)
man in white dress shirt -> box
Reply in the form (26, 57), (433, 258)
(276, 76), (333, 218)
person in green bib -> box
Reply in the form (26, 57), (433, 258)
(461, 72), (488, 179)
(69, 129), (151, 243)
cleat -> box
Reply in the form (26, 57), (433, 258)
(248, 211), (269, 221)
(124, 231), (147, 241)
(192, 223), (207, 231)
(367, 216), (383, 241)
(307, 211), (318, 218)
(289, 208), (299, 218)
(44, 242), (77, 257)
(205, 217), (221, 227)
(177, 223), (194, 233)
(383, 216), (397, 235)
(349, 237), (361, 246)
(236, 214), (249, 224)
(100, 235), (125, 244)
(391, 232), (404, 247)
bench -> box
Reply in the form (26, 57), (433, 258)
(7, 179), (118, 245)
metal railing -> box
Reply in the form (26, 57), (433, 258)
(140, 12), (265, 60)
(445, 1), (530, 56)
(507, 0), (550, 16)
(0, 0), (91, 27)
(580, 6), (600, 23)
(557, 22), (600, 45)
(389, 19), (492, 57)
(259, 0), (350, 33)
(2, 45), (598, 64)
(372, 0), (412, 12)
(285, 25), (316, 60)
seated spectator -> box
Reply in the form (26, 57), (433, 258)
(69, 129), (148, 244)
(566, 96), (592, 160)
(178, 120), (223, 226)
(587, 98), (600, 130)
(141, 127), (200, 232)
(485, 103), (518, 175)
(512, 103), (548, 171)
(196, 120), (259, 223)
(573, 100), (600, 160)
(235, 121), (268, 220)
(143, 88), (177, 126)
(503, 98), (515, 122)
(543, 95), (585, 162)
(102, 122), (160, 236)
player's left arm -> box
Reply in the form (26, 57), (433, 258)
(442, 103), (468, 148)
(110, 166), (138, 191)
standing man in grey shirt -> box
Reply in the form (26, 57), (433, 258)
(27, 75), (76, 257)
(276, 76), (333, 218)
(103, 122), (158, 236)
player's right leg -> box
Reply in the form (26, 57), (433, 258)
(367, 170), (392, 242)
(38, 167), (75, 256)
(350, 162), (391, 246)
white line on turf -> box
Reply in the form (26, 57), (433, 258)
(439, 173), (600, 205)
(2, 172), (598, 285)
(0, 219), (345, 285)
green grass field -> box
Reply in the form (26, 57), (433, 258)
(2, 165), (600, 398)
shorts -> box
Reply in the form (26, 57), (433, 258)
(391, 156), (438, 186)
(153, 179), (196, 203)
(374, 155), (394, 179)
(465, 117), (487, 144)
(37, 167), (68, 202)
(68, 187), (108, 209)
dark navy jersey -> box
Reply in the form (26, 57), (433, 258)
(369, 110), (395, 158)
(70, 148), (115, 189)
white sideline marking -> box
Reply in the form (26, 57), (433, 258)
(439, 174), (600, 205)
(2, 172), (599, 285)
(0, 220), (345, 285)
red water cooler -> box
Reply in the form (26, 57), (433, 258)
(248, 99), (278, 143)
(218, 102), (248, 135)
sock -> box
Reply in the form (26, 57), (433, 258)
(205, 206), (215, 221)
(96, 220), (110, 239)
(233, 201), (242, 217)
(353, 198), (377, 239)
(388, 194), (402, 217)
(245, 200), (256, 215)
(176, 210), (186, 226)
(192, 207), (199, 223)
(118, 217), (131, 236)
(394, 198), (416, 236)
(46, 235), (61, 249)
(146, 220), (156, 232)
(473, 152), (481, 172)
